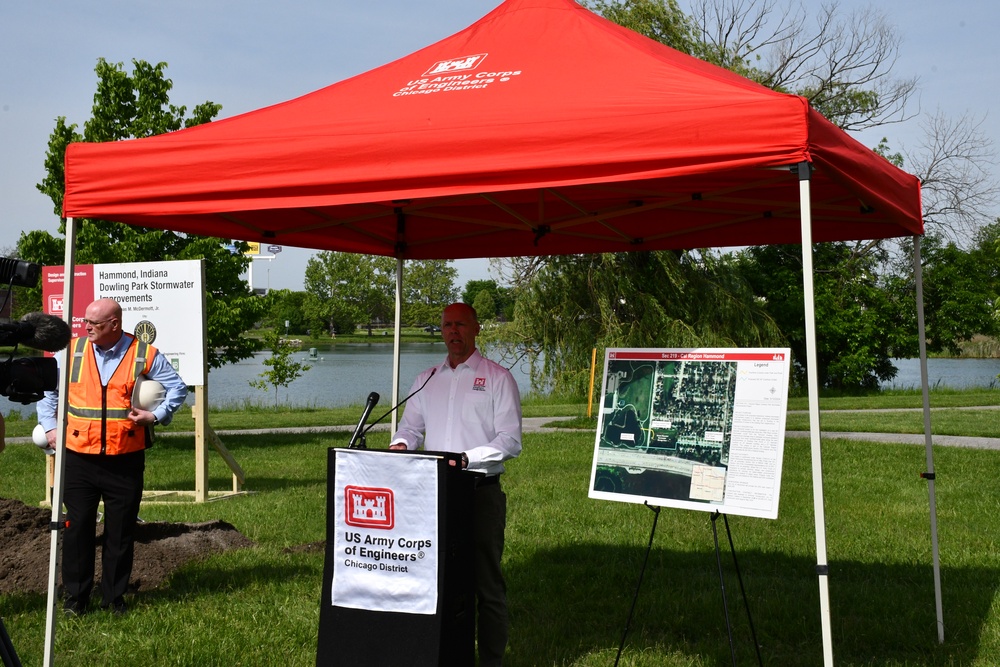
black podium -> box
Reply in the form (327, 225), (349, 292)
(317, 448), (476, 667)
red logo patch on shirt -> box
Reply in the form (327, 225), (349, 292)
(473, 377), (487, 391)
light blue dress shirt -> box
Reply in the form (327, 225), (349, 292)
(37, 332), (188, 433)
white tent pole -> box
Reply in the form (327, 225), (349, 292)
(912, 236), (945, 642)
(43, 217), (79, 667)
(797, 163), (834, 666)
(390, 258), (404, 433)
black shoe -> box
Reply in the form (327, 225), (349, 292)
(63, 599), (88, 617)
(100, 599), (128, 616)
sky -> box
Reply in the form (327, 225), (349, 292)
(1, 0), (997, 292)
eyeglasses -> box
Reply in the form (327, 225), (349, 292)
(82, 318), (115, 327)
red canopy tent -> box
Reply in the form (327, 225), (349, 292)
(62, 0), (920, 252)
(52, 0), (932, 664)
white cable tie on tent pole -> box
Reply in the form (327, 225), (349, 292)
(913, 236), (945, 643)
(797, 163), (835, 666)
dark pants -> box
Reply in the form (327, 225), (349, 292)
(474, 481), (508, 667)
(62, 449), (145, 608)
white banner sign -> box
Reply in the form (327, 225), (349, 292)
(43, 259), (206, 386)
(331, 450), (440, 614)
(96, 260), (205, 385)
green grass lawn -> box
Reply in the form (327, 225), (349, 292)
(2, 389), (999, 665)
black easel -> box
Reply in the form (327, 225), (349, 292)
(613, 506), (764, 667)
(710, 511), (763, 667)
(0, 617), (22, 667)
(614, 502), (660, 667)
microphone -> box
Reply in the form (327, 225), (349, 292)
(365, 367), (438, 447)
(0, 313), (72, 351)
(348, 391), (380, 449)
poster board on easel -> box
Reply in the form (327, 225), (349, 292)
(588, 348), (791, 520)
(41, 259), (244, 503)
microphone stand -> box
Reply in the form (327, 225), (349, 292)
(357, 368), (438, 448)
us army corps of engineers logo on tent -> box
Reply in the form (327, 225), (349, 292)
(393, 53), (522, 97)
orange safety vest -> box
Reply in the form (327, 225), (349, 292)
(65, 335), (156, 456)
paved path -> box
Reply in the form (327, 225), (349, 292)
(190, 416), (575, 437)
(196, 417), (999, 450)
(784, 405), (1000, 450)
(3, 416), (574, 445)
(7, 416), (997, 450)
(784, 431), (1000, 450)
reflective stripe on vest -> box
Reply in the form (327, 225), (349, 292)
(66, 336), (154, 455)
(68, 337), (150, 387)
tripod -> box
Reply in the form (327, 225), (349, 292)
(614, 506), (763, 667)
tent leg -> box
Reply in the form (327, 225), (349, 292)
(797, 163), (835, 667)
(913, 237), (945, 643)
(44, 218), (79, 667)
(390, 258), (404, 434)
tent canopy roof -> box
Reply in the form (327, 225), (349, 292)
(62, 0), (922, 258)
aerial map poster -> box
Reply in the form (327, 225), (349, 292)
(588, 348), (792, 520)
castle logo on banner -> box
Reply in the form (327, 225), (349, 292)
(345, 486), (394, 529)
(332, 450), (439, 614)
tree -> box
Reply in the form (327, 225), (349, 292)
(498, 0), (920, 393)
(588, 0), (917, 132)
(360, 256), (398, 330)
(303, 252), (364, 336)
(301, 254), (456, 334)
(472, 290), (497, 323)
(302, 252), (396, 336)
(560, 0), (998, 392)
(488, 250), (783, 396)
(898, 112), (999, 243)
(401, 260), (458, 326)
(586, 0), (699, 53)
(918, 224), (1000, 354)
(595, 0), (997, 242)
(261, 289), (311, 335)
(248, 330), (311, 406)
(685, 0), (916, 131)
(17, 58), (265, 368)
(462, 279), (495, 308)
(461, 279), (513, 320)
(735, 242), (912, 389)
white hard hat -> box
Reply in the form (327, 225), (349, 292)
(132, 375), (166, 411)
(32, 424), (55, 456)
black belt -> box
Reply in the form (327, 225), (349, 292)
(476, 474), (501, 487)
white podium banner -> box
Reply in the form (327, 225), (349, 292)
(331, 450), (440, 614)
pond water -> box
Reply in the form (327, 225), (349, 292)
(1, 343), (536, 417)
(4, 349), (995, 419)
(880, 357), (1000, 391)
(206, 342), (540, 408)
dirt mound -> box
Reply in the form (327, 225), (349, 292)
(0, 497), (255, 596)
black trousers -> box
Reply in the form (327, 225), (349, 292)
(62, 449), (145, 607)
(474, 481), (508, 667)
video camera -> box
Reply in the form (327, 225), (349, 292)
(0, 258), (71, 404)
